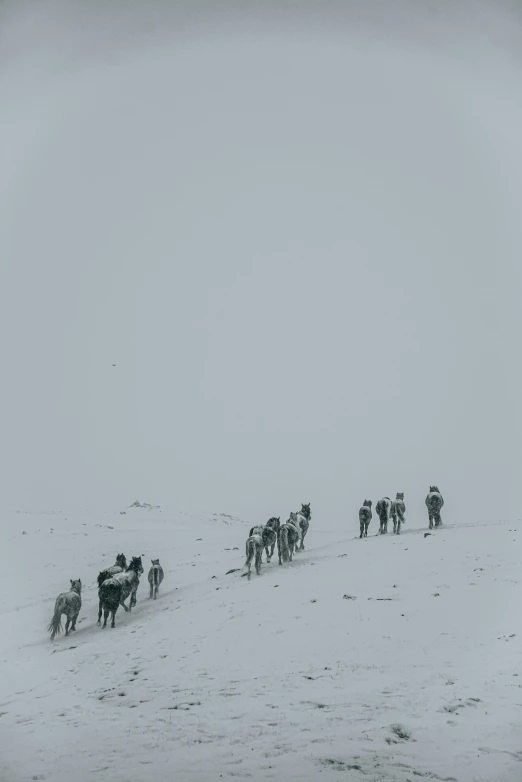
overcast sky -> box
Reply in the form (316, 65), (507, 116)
(1, 0), (521, 525)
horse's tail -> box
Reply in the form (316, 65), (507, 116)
(249, 527), (254, 537)
(245, 537), (255, 568)
(263, 527), (276, 548)
(427, 492), (442, 511)
(99, 580), (122, 610)
(279, 526), (290, 563)
(153, 566), (159, 589)
(48, 597), (64, 641)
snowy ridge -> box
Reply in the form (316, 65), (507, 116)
(1, 510), (521, 781)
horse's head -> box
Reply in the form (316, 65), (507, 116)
(70, 578), (82, 594)
(116, 553), (127, 568)
(128, 556), (144, 575)
(364, 499), (372, 508)
(151, 558), (160, 566)
(396, 492), (404, 501)
(301, 503), (311, 519)
(431, 486), (440, 494)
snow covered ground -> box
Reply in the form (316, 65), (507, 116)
(1, 506), (521, 782)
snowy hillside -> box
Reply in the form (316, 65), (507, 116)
(1, 508), (521, 782)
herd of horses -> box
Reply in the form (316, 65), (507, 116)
(48, 556), (164, 640)
(243, 503), (312, 579)
(358, 486), (444, 539)
(47, 489), (444, 638)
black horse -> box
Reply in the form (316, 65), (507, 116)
(98, 556), (143, 629)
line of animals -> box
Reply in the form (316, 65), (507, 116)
(48, 489), (444, 636)
(244, 487), (445, 579)
(48, 557), (164, 640)
(359, 487), (445, 538)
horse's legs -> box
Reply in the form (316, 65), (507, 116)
(120, 597), (129, 612)
(97, 599), (103, 626)
(65, 616), (71, 636)
(265, 545), (270, 563)
(149, 582), (153, 599)
(103, 608), (109, 628)
(429, 512), (433, 530)
(110, 609), (116, 628)
(360, 520), (364, 539)
(256, 550), (262, 576)
(71, 611), (79, 631)
(397, 518), (401, 535)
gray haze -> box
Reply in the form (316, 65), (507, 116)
(1, 0), (521, 525)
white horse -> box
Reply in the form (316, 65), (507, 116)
(48, 579), (82, 640)
(148, 559), (164, 599)
(244, 534), (264, 579)
(248, 523), (278, 563)
(289, 503), (311, 550)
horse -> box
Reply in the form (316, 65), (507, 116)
(248, 519), (279, 562)
(97, 556), (143, 628)
(97, 554), (127, 622)
(359, 500), (372, 538)
(277, 522), (300, 564)
(265, 517), (281, 561)
(287, 513), (302, 549)
(244, 534), (264, 579)
(375, 497), (392, 534)
(425, 487), (444, 529)
(148, 559), (164, 599)
(390, 493), (406, 534)
(292, 503), (311, 550)
(97, 553), (127, 586)
(48, 579), (82, 641)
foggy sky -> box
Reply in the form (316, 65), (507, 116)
(1, 0), (521, 526)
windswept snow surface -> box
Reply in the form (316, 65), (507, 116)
(1, 508), (521, 781)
